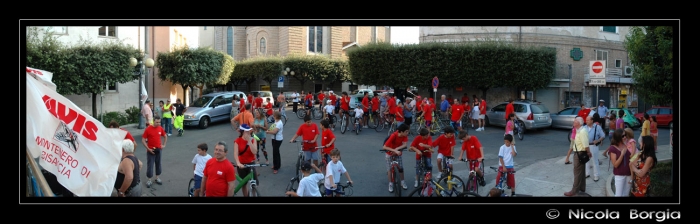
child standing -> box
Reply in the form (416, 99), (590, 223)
(286, 162), (324, 197)
(497, 134), (518, 196)
(324, 149), (353, 197)
(505, 113), (516, 145)
(191, 143), (212, 197)
(395, 101), (405, 127)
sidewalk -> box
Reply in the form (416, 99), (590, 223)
(452, 144), (672, 197)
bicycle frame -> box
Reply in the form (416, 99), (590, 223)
(232, 163), (268, 196)
(490, 166), (515, 196)
(320, 181), (353, 197)
(461, 159), (484, 193)
(380, 148), (404, 196)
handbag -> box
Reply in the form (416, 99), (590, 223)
(575, 142), (590, 163)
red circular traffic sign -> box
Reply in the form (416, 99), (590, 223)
(592, 61), (604, 74)
(432, 76), (439, 88)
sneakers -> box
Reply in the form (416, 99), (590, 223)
(401, 181), (408, 190)
(146, 180), (152, 188)
(167, 134), (172, 136)
(414, 180), (419, 188)
(475, 128), (481, 131)
(389, 183), (394, 193)
(178, 129), (184, 136)
(155, 178), (163, 185)
(436, 173), (442, 179)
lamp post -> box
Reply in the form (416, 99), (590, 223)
(130, 57), (155, 129)
(283, 67), (294, 92)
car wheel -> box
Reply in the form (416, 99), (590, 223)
(199, 116), (210, 129)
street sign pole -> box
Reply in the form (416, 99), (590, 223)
(432, 77), (439, 108)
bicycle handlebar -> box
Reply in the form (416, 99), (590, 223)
(291, 140), (310, 143)
(489, 166), (516, 174)
(379, 148), (405, 152)
(231, 162), (269, 168)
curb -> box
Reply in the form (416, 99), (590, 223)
(605, 157), (672, 197)
(121, 123), (138, 128)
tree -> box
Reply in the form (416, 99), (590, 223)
(283, 54), (324, 92)
(156, 46), (234, 105)
(624, 26), (674, 105)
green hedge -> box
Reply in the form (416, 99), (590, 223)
(98, 106), (140, 127)
(648, 160), (672, 197)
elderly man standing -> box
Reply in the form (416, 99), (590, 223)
(115, 139), (143, 197)
(565, 117), (591, 196)
(141, 100), (154, 127)
(585, 115), (606, 182)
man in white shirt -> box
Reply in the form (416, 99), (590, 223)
(292, 91), (300, 113)
(286, 162), (324, 197)
(353, 107), (364, 131)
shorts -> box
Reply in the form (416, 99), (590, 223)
(363, 111), (369, 117)
(438, 155), (454, 166)
(304, 150), (320, 161)
(327, 113), (335, 123)
(468, 160), (482, 172)
(496, 167), (515, 188)
(651, 133), (658, 137)
(325, 187), (343, 196)
(479, 114), (485, 119)
(451, 120), (461, 129)
(396, 121), (404, 127)
(416, 157), (433, 175)
(193, 174), (203, 189)
(425, 120), (432, 128)
(385, 154), (404, 171)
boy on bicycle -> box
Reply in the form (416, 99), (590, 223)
(285, 162), (324, 197)
(289, 115), (321, 167)
(459, 130), (486, 186)
(320, 119), (335, 164)
(352, 106), (364, 131)
(323, 100), (335, 130)
(383, 123), (410, 192)
(410, 128), (433, 188)
(498, 134), (518, 196)
(324, 148), (353, 197)
(432, 126), (456, 179)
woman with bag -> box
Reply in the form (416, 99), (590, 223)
(608, 129), (632, 196)
(630, 136), (657, 197)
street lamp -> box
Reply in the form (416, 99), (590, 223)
(283, 67), (294, 92)
(130, 57), (155, 129)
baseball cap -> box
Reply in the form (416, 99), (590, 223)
(301, 162), (312, 171)
(326, 100), (331, 104)
(599, 99), (605, 102)
(239, 124), (252, 131)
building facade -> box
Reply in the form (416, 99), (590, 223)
(420, 26), (644, 113)
(199, 26), (389, 94)
(31, 26), (196, 119)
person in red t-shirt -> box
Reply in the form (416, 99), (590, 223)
(577, 104), (591, 118)
(415, 96), (423, 119)
(450, 99), (465, 136)
(421, 98), (433, 130)
(265, 98), (274, 117)
(329, 91), (337, 113)
(383, 123), (410, 192)
(318, 91), (325, 111)
(478, 98), (487, 131)
(239, 94), (247, 113)
(371, 93), (380, 115)
(320, 120), (336, 164)
(395, 101), (405, 127)
(340, 92), (351, 123)
(233, 124), (258, 197)
(461, 93), (470, 105)
(304, 92), (313, 116)
(505, 99), (514, 120)
(254, 93), (264, 109)
(431, 126), (456, 178)
(290, 115), (321, 167)
(386, 93), (397, 123)
(458, 131), (486, 186)
(141, 117), (168, 188)
(361, 92), (370, 127)
(201, 141), (236, 197)
(410, 127), (433, 188)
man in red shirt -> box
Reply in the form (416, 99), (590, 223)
(383, 123), (410, 192)
(305, 92), (313, 117)
(361, 92), (370, 128)
(340, 92), (351, 123)
(239, 93), (247, 113)
(320, 119), (335, 164)
(371, 93), (380, 117)
(458, 131), (485, 186)
(450, 99), (465, 136)
(290, 115), (321, 167)
(254, 93), (264, 110)
(410, 127), (433, 188)
(141, 117), (168, 188)
(478, 97), (487, 131)
(461, 93), (470, 105)
(265, 98), (274, 117)
(318, 91), (325, 111)
(505, 98), (514, 121)
(415, 96), (423, 119)
(386, 93), (397, 123)
(577, 104), (591, 118)
(200, 141), (236, 197)
(431, 126), (456, 179)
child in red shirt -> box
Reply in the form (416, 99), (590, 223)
(290, 115), (321, 167)
(320, 120), (336, 165)
(383, 124), (410, 192)
(395, 101), (405, 127)
(233, 124), (259, 197)
(431, 126), (456, 179)
(410, 127), (433, 188)
(422, 99), (433, 129)
(265, 98), (273, 116)
(459, 131), (486, 186)
(450, 99), (465, 136)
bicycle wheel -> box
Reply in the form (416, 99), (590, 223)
(465, 174), (478, 194)
(340, 115), (347, 134)
(313, 108), (323, 120)
(249, 185), (260, 197)
(393, 166), (401, 197)
(368, 115), (378, 129)
(375, 116), (385, 132)
(318, 183), (327, 197)
(387, 122), (395, 136)
(285, 177), (299, 197)
(282, 114), (288, 125)
(517, 120), (525, 140)
(355, 119), (360, 135)
(188, 178), (195, 197)
(437, 175), (466, 196)
(296, 109), (305, 119)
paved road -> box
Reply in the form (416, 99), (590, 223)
(125, 108), (670, 197)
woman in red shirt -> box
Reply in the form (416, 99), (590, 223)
(422, 98), (433, 130)
(233, 124), (259, 197)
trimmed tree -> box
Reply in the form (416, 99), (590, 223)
(624, 26), (674, 105)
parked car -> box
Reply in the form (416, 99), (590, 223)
(183, 91), (243, 129)
(608, 108), (641, 130)
(250, 91), (274, 107)
(634, 106), (673, 127)
(550, 106), (581, 129)
(282, 92), (296, 106)
(485, 99), (552, 130)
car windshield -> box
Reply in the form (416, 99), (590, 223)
(351, 90), (360, 95)
(191, 96), (214, 107)
(257, 92), (272, 97)
(530, 104), (550, 114)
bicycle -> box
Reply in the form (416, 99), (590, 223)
(513, 119), (525, 141)
(322, 113), (337, 131)
(408, 154), (463, 197)
(232, 163), (268, 197)
(379, 148), (405, 197)
(460, 159), (485, 195)
(488, 166), (532, 197)
(386, 119), (397, 136)
(266, 108), (287, 125)
(296, 106), (307, 119)
(352, 113), (362, 135)
(339, 109), (350, 134)
(318, 181), (354, 197)
(435, 156), (465, 196)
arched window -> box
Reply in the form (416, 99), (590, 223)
(227, 27), (233, 56)
(259, 37), (266, 54)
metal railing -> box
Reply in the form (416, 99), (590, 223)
(26, 148), (54, 197)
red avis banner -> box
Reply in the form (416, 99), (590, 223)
(26, 67), (126, 196)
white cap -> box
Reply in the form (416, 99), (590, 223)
(326, 100), (331, 104)
(599, 99), (605, 102)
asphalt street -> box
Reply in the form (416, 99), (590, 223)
(126, 107), (670, 197)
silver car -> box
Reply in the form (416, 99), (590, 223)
(183, 91), (243, 129)
(550, 107), (581, 129)
(485, 100), (552, 130)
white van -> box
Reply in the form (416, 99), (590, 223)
(250, 91), (274, 107)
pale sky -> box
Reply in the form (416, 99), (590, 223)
(391, 26), (419, 45)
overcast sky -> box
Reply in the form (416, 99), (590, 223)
(391, 26), (419, 45)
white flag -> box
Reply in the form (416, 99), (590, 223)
(26, 67), (57, 91)
(140, 80), (148, 103)
(26, 72), (126, 196)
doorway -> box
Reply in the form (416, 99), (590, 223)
(592, 87), (611, 108)
(314, 84), (322, 94)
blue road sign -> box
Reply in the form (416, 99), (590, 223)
(278, 76), (284, 82)
(432, 77), (439, 89)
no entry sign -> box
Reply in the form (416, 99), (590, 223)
(432, 76), (439, 89)
(589, 60), (606, 79)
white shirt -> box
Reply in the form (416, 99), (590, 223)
(354, 108), (364, 118)
(292, 93), (299, 102)
(498, 144), (517, 168)
(192, 153), (212, 177)
(324, 161), (347, 190)
(272, 120), (284, 141)
(597, 105), (608, 118)
(324, 105), (335, 115)
(296, 173), (324, 197)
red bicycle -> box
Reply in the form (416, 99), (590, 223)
(379, 148), (405, 197)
